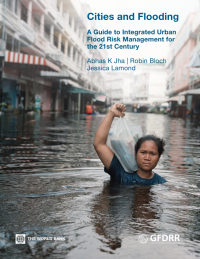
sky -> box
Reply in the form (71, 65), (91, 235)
(80, 0), (199, 60)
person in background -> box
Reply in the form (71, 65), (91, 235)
(92, 101), (97, 112)
(93, 103), (167, 185)
(92, 101), (99, 115)
(86, 102), (94, 115)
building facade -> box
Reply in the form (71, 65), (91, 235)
(132, 64), (167, 106)
(166, 12), (200, 117)
(0, 0), (107, 113)
(105, 66), (167, 112)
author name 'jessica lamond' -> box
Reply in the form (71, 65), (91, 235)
(87, 57), (166, 71)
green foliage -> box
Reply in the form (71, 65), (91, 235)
(0, 102), (8, 111)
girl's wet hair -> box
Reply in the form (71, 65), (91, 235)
(135, 135), (165, 157)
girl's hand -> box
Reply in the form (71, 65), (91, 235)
(109, 103), (126, 118)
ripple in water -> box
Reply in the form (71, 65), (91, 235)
(0, 113), (200, 259)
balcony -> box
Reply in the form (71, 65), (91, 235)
(47, 3), (57, 20)
(63, 56), (84, 75)
(45, 41), (63, 63)
(46, 53), (64, 65)
(165, 88), (176, 96)
(62, 16), (89, 57)
(62, 56), (70, 66)
(190, 43), (200, 58)
(35, 33), (47, 51)
(0, 4), (20, 33)
(20, 20), (35, 44)
(167, 69), (175, 79)
(56, 13), (64, 29)
(69, 0), (81, 17)
(36, 0), (48, 8)
(67, 28), (89, 57)
(79, 12), (89, 31)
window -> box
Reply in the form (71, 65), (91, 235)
(15, 0), (18, 15)
(5, 33), (20, 52)
(81, 58), (84, 70)
(7, 0), (18, 14)
(6, 33), (13, 51)
(73, 48), (76, 62)
(171, 78), (174, 89)
(6, 0), (12, 10)
(33, 15), (40, 33)
(67, 45), (71, 57)
(13, 38), (19, 52)
(54, 35), (58, 48)
(183, 69), (187, 79)
(44, 25), (50, 41)
(69, 17), (72, 27)
(61, 42), (65, 53)
(21, 3), (28, 23)
(77, 54), (79, 65)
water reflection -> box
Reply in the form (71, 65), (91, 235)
(92, 181), (160, 252)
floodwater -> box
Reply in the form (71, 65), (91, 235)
(0, 112), (200, 259)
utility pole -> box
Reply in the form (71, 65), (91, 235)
(0, 0), (6, 104)
(0, 0), (6, 152)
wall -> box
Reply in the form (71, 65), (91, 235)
(2, 79), (17, 108)
(174, 39), (196, 92)
(167, 12), (197, 94)
(42, 86), (51, 111)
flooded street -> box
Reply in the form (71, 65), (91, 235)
(0, 112), (200, 259)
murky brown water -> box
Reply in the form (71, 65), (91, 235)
(0, 112), (200, 259)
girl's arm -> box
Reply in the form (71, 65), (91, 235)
(93, 103), (126, 170)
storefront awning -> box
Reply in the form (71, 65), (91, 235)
(179, 89), (200, 95)
(5, 50), (60, 72)
(61, 79), (96, 94)
(167, 95), (185, 103)
(189, 68), (200, 76)
(40, 69), (77, 81)
(95, 95), (107, 102)
(187, 52), (200, 67)
(167, 96), (179, 101)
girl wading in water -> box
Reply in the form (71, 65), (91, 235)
(93, 103), (167, 185)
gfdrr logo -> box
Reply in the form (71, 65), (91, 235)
(138, 234), (148, 244)
(15, 234), (26, 244)
(138, 234), (180, 244)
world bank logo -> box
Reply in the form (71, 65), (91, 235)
(15, 234), (26, 244)
(138, 234), (148, 244)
